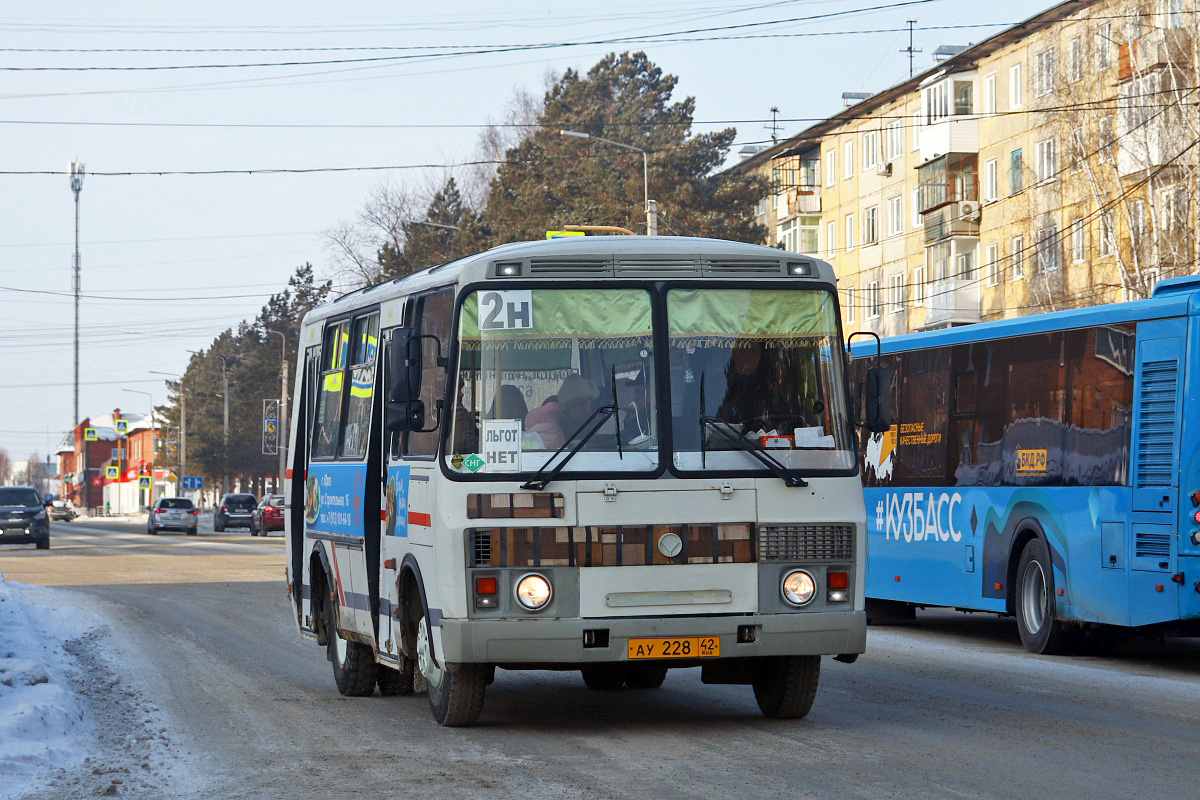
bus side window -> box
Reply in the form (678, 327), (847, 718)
(404, 288), (454, 457)
(312, 321), (349, 460)
(339, 312), (380, 459)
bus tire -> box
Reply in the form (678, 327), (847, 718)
(753, 655), (820, 719)
(326, 600), (377, 697)
(1015, 538), (1071, 655)
(377, 657), (415, 696)
(624, 666), (667, 689)
(581, 666), (627, 690)
(413, 607), (485, 726)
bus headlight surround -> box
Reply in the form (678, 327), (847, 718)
(781, 570), (817, 607)
(514, 573), (553, 611)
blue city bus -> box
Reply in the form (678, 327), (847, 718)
(849, 276), (1200, 653)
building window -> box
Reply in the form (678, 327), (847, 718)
(1096, 23), (1111, 69)
(799, 158), (819, 191)
(825, 149), (836, 187)
(754, 196), (768, 218)
(1070, 217), (1086, 262)
(1010, 63), (1023, 108)
(925, 81), (950, 124)
(887, 195), (903, 236)
(957, 249), (975, 279)
(953, 80), (973, 115)
(1011, 236), (1025, 280)
(1120, 74), (1158, 132)
(888, 274), (905, 313)
(1036, 138), (1056, 183)
(866, 281), (881, 319)
(929, 241), (951, 281)
(1068, 37), (1082, 83)
(985, 159), (998, 201)
(1130, 199), (1145, 252)
(846, 287), (855, 323)
(1034, 48), (1056, 97)
(1036, 226), (1060, 272)
(986, 243), (1000, 286)
(1010, 148), (1024, 194)
(1162, 187), (1186, 233)
(826, 220), (837, 258)
(845, 214), (855, 250)
(864, 206), (879, 245)
(778, 217), (796, 252)
(798, 215), (819, 254)
(912, 188), (921, 227)
(886, 120), (903, 160)
(913, 266), (925, 305)
(844, 140), (854, 179)
(984, 73), (997, 115)
(1099, 212), (1114, 257)
(862, 131), (878, 170)
(1099, 115), (1114, 161)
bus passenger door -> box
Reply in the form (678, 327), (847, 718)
(1129, 318), (1183, 626)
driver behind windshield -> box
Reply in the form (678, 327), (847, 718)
(716, 344), (807, 434)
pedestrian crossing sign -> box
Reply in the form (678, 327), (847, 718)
(85, 428), (98, 441)
(139, 476), (151, 489)
(105, 466), (118, 479)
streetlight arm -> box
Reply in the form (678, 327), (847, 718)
(559, 129), (655, 235)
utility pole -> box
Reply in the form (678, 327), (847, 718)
(69, 162), (84, 434)
(151, 370), (186, 496)
(264, 330), (289, 494)
(218, 356), (229, 496)
(766, 106), (781, 145)
(900, 19), (922, 78)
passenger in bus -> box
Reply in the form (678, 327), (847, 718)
(524, 374), (599, 450)
(489, 384), (529, 423)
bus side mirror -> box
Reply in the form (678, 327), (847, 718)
(386, 399), (425, 434)
(863, 367), (893, 433)
(387, 327), (422, 403)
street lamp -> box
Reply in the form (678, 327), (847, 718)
(263, 329), (289, 495)
(121, 388), (155, 510)
(149, 370), (185, 494)
(69, 161), (84, 435)
(560, 130), (657, 235)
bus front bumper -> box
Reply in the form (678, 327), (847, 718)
(439, 610), (865, 665)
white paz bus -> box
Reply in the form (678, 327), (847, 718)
(284, 236), (888, 725)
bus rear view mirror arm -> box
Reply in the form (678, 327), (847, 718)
(857, 366), (893, 434)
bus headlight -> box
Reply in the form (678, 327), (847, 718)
(781, 570), (816, 607)
(514, 574), (553, 611)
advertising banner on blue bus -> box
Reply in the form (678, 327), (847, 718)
(304, 463), (366, 537)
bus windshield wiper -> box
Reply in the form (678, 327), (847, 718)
(521, 402), (617, 491)
(696, 371), (807, 488)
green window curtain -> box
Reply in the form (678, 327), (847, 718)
(667, 288), (837, 348)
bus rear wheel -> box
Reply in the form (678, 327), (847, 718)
(625, 666), (667, 689)
(414, 609), (486, 726)
(1015, 538), (1072, 655)
(752, 655), (820, 719)
(581, 665), (627, 690)
(326, 600), (377, 696)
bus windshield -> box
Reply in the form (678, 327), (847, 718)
(448, 288), (658, 475)
(667, 288), (854, 474)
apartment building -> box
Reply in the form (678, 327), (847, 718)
(736, 0), (1197, 335)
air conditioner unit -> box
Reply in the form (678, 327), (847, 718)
(877, 162), (893, 177)
(957, 200), (981, 221)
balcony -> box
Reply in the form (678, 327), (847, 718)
(918, 153), (979, 214)
(922, 277), (981, 328)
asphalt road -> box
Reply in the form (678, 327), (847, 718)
(2, 520), (1197, 799)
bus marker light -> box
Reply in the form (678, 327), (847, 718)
(828, 590), (848, 603)
(1155, 584), (1164, 592)
(894, 576), (900, 582)
(994, 583), (1002, 591)
(828, 572), (849, 590)
(475, 577), (498, 595)
(1172, 572), (1185, 585)
(1056, 589), (1064, 596)
(383, 558), (396, 570)
(1193, 510), (1200, 525)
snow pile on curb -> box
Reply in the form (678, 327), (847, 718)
(0, 575), (90, 797)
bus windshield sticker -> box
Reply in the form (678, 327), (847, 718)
(477, 290), (533, 331)
(462, 454), (485, 473)
(386, 465), (409, 537)
(1016, 449), (1048, 473)
(482, 419), (522, 472)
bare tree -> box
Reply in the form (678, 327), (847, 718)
(324, 182), (420, 287)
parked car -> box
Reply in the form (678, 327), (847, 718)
(148, 497), (199, 535)
(0, 486), (51, 549)
(214, 493), (257, 532)
(250, 494), (285, 536)
(48, 499), (76, 522)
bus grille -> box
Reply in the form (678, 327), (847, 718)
(1134, 530), (1171, 559)
(759, 524), (854, 561)
(468, 524), (755, 567)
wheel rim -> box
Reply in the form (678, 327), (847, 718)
(416, 616), (442, 689)
(334, 625), (348, 665)
(1021, 560), (1047, 634)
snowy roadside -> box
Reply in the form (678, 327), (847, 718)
(0, 574), (90, 797)
(0, 576), (193, 799)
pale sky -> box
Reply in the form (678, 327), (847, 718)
(0, 0), (1055, 459)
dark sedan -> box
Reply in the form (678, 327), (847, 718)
(0, 486), (50, 549)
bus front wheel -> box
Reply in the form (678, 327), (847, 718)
(1015, 538), (1072, 655)
(414, 609), (486, 726)
(753, 655), (820, 719)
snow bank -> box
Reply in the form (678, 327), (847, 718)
(0, 575), (93, 797)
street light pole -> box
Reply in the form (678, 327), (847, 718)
(264, 330), (289, 495)
(121, 388), (155, 510)
(560, 130), (657, 235)
(69, 162), (84, 433)
(150, 370), (185, 495)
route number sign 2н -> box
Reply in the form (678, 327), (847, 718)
(478, 290), (533, 331)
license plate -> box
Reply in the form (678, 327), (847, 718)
(627, 636), (720, 660)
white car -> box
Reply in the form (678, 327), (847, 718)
(148, 497), (199, 535)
